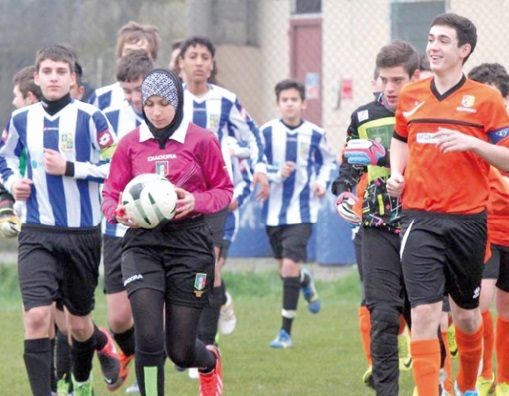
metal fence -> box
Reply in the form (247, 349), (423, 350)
(1, 0), (508, 157)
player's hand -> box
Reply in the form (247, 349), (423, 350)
(115, 193), (140, 228)
(0, 196), (21, 238)
(335, 192), (361, 225)
(43, 149), (67, 175)
(312, 182), (326, 197)
(11, 179), (33, 201)
(228, 199), (239, 211)
(436, 127), (476, 153)
(344, 139), (386, 166)
(0, 215), (21, 238)
(252, 172), (269, 201)
(174, 187), (195, 219)
(387, 173), (405, 197)
(280, 161), (295, 178)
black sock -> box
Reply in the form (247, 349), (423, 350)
(113, 326), (135, 357)
(135, 349), (165, 396)
(282, 276), (300, 334)
(50, 337), (56, 392)
(56, 330), (72, 388)
(197, 287), (223, 345)
(218, 279), (227, 305)
(24, 338), (52, 396)
(71, 335), (95, 382)
(94, 324), (107, 351)
(300, 270), (311, 288)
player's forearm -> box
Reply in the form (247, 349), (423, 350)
(389, 137), (408, 176)
(470, 141), (509, 172)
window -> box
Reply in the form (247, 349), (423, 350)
(391, 1), (446, 53)
(291, 0), (321, 15)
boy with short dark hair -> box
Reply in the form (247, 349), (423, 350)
(388, 13), (509, 396)
(261, 78), (335, 348)
(0, 44), (119, 396)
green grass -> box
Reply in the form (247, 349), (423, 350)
(0, 263), (417, 395)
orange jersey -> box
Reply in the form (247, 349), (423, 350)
(488, 166), (509, 246)
(395, 76), (509, 214)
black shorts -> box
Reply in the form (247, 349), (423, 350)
(218, 240), (231, 260)
(121, 216), (215, 308)
(400, 210), (486, 310)
(483, 244), (501, 280)
(18, 224), (101, 316)
(485, 244), (509, 292)
(204, 207), (229, 247)
(266, 223), (313, 263)
(103, 235), (124, 294)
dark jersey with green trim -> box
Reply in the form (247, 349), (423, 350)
(332, 95), (401, 233)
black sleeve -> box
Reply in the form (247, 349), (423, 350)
(0, 183), (14, 202)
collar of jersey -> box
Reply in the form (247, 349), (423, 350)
(139, 120), (189, 144)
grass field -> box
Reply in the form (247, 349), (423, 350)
(0, 262), (418, 395)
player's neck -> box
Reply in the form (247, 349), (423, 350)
(187, 80), (209, 97)
(433, 67), (464, 95)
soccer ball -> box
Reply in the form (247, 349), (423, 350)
(122, 173), (178, 229)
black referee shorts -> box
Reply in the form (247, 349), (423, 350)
(121, 216), (215, 308)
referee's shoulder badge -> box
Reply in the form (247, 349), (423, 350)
(194, 273), (207, 297)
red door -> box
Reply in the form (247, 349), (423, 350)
(290, 18), (322, 125)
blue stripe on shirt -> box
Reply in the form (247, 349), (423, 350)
(279, 132), (298, 224)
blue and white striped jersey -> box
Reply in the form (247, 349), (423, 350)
(88, 82), (126, 111)
(0, 100), (117, 228)
(222, 138), (252, 244)
(261, 119), (336, 226)
(183, 84), (266, 179)
(102, 103), (144, 237)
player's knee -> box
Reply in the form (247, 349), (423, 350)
(23, 306), (52, 336)
(411, 304), (442, 337)
(453, 308), (481, 333)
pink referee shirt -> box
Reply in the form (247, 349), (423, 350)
(102, 120), (233, 222)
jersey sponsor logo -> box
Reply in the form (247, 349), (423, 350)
(60, 133), (74, 151)
(97, 130), (114, 149)
(193, 272), (207, 297)
(156, 161), (168, 176)
(124, 274), (143, 286)
(43, 127), (59, 132)
(416, 132), (442, 144)
(402, 101), (425, 118)
(147, 153), (177, 162)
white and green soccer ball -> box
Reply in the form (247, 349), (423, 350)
(122, 173), (177, 229)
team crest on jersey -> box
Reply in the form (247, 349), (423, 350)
(461, 95), (475, 108)
(60, 134), (74, 151)
(194, 273), (207, 297)
(155, 161), (168, 176)
(208, 115), (220, 131)
(299, 141), (310, 158)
